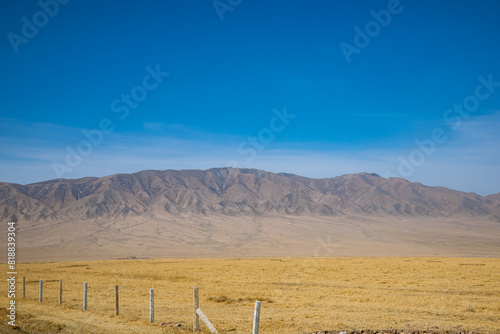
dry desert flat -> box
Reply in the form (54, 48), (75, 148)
(2, 257), (499, 334)
(10, 215), (500, 262)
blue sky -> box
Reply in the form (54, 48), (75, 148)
(1, 0), (499, 195)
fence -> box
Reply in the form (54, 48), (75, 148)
(21, 276), (262, 333)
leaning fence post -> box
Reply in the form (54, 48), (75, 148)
(193, 287), (199, 332)
(22, 276), (25, 299)
(150, 288), (154, 323)
(83, 282), (88, 311)
(115, 285), (119, 316)
(59, 280), (63, 305)
(196, 308), (219, 334)
(39, 280), (43, 303)
(253, 301), (261, 334)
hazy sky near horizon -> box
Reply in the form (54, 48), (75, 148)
(1, 0), (499, 195)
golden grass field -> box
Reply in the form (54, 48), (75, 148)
(2, 257), (499, 333)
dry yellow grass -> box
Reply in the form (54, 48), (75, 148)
(2, 257), (499, 333)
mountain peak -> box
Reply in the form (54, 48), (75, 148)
(2, 168), (500, 261)
(1, 168), (499, 223)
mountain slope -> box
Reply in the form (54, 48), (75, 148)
(487, 193), (500, 204)
(1, 168), (499, 222)
(2, 168), (500, 261)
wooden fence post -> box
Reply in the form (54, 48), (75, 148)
(115, 285), (119, 316)
(196, 308), (219, 334)
(59, 280), (63, 305)
(22, 276), (25, 299)
(150, 288), (154, 323)
(193, 287), (199, 332)
(83, 282), (88, 311)
(253, 301), (261, 334)
(39, 280), (43, 303)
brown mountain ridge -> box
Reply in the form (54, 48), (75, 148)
(1, 168), (500, 261)
(2, 168), (500, 222)
(486, 192), (500, 204)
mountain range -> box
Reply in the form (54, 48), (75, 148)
(1, 168), (499, 261)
